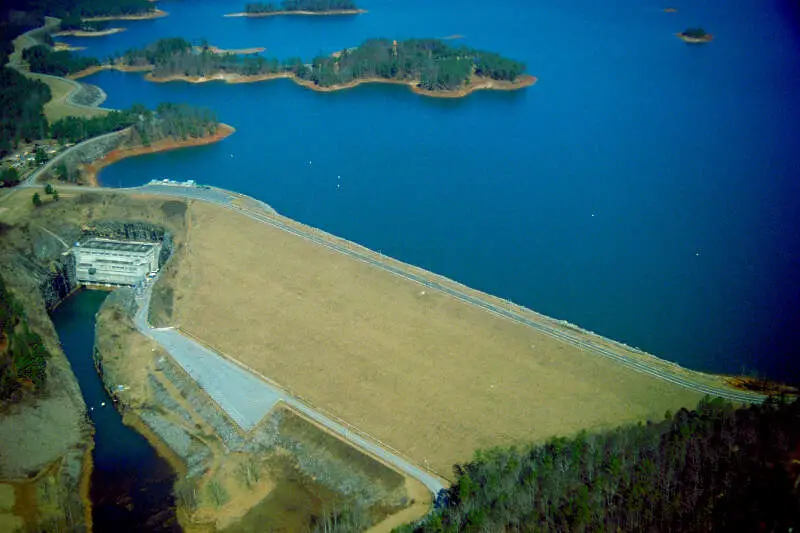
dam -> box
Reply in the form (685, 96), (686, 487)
(72, 238), (161, 286)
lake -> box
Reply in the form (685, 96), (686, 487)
(64, 0), (800, 383)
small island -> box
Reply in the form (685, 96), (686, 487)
(76, 37), (536, 98)
(677, 27), (713, 43)
(225, 0), (366, 17)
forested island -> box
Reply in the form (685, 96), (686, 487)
(226, 0), (365, 17)
(101, 37), (536, 97)
(401, 397), (800, 532)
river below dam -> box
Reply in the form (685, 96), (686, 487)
(65, 0), (800, 383)
(50, 290), (180, 532)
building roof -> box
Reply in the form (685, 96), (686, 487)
(79, 238), (157, 254)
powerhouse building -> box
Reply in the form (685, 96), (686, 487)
(73, 238), (161, 286)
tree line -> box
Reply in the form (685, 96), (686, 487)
(0, 66), (50, 156)
(46, 102), (219, 183)
(399, 396), (800, 532)
(120, 37), (527, 92)
(22, 44), (99, 76)
(244, 0), (358, 13)
(0, 275), (52, 403)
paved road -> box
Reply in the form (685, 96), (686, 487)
(133, 272), (447, 495)
(21, 130), (128, 188)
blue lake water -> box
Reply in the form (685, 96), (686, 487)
(66, 0), (800, 383)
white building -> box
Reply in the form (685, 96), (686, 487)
(73, 238), (162, 286)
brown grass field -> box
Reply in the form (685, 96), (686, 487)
(162, 201), (704, 478)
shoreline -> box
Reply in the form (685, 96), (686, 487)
(53, 27), (125, 37)
(82, 8), (168, 22)
(53, 41), (87, 51)
(194, 45), (266, 55)
(69, 63), (153, 80)
(143, 69), (537, 98)
(224, 9), (366, 17)
(82, 123), (236, 186)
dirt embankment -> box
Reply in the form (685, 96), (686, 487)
(224, 9), (366, 17)
(0, 192), (100, 532)
(81, 123), (236, 186)
(95, 284), (421, 532)
(723, 376), (798, 396)
(164, 200), (704, 478)
(53, 42), (87, 51)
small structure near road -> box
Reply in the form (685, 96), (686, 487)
(72, 238), (161, 286)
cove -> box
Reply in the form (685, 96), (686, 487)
(51, 290), (180, 532)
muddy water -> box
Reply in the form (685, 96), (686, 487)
(51, 290), (180, 532)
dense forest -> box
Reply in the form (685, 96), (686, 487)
(0, 275), (52, 403)
(0, 66), (50, 156)
(244, 0), (358, 13)
(46, 102), (218, 176)
(58, 13), (108, 31)
(122, 37), (527, 91)
(400, 397), (800, 532)
(22, 44), (98, 75)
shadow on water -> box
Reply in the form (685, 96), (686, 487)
(50, 289), (180, 532)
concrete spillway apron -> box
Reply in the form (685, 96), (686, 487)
(134, 281), (447, 495)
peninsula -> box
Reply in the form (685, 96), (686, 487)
(53, 27), (126, 37)
(81, 8), (167, 21)
(677, 27), (713, 43)
(81, 37), (535, 98)
(225, 0), (365, 17)
(44, 102), (231, 186)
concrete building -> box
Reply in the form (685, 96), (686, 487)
(72, 238), (162, 286)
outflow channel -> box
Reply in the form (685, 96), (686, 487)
(52, 290), (180, 532)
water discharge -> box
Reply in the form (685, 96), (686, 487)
(50, 290), (180, 532)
